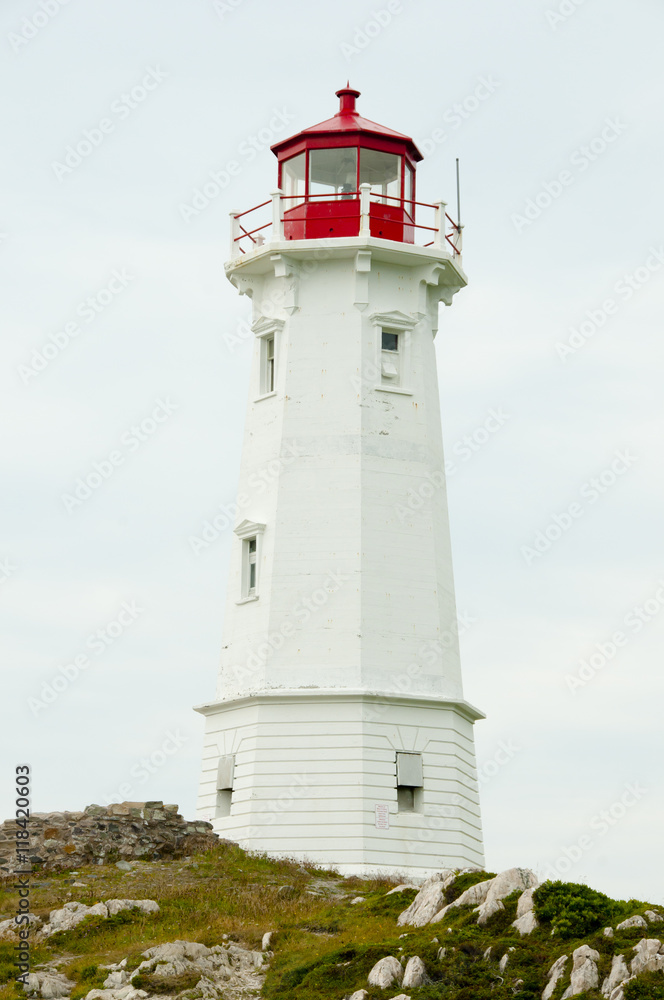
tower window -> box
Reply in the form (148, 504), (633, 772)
(260, 335), (275, 395)
(216, 754), (235, 818)
(381, 328), (401, 384)
(243, 537), (258, 598)
(396, 751), (424, 813)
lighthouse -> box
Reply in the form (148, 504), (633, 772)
(195, 87), (485, 877)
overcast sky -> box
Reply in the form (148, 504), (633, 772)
(2, 0), (663, 904)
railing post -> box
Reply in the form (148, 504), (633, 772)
(433, 200), (447, 249)
(229, 210), (240, 258)
(359, 182), (371, 237)
(456, 223), (464, 257)
(271, 189), (283, 243)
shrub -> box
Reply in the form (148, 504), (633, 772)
(624, 972), (664, 1000)
(533, 881), (615, 939)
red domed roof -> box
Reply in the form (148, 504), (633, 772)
(271, 86), (423, 164)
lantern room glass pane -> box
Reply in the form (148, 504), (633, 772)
(309, 147), (357, 198)
(282, 152), (306, 208)
(360, 149), (401, 204)
(404, 163), (414, 214)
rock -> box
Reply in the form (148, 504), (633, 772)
(402, 956), (427, 988)
(561, 944), (600, 998)
(437, 947), (446, 960)
(0, 802), (218, 877)
(261, 931), (273, 951)
(646, 910), (664, 924)
(430, 875), (493, 924)
(604, 927), (615, 938)
(483, 946), (492, 960)
(42, 902), (94, 936)
(475, 868), (539, 926)
(385, 884), (418, 895)
(102, 972), (128, 990)
(617, 915), (648, 931)
(513, 911), (539, 936)
(630, 938), (664, 975)
(397, 870), (456, 927)
(22, 971), (75, 999)
(348, 992), (369, 1000)
(542, 955), (568, 1000)
(129, 938), (265, 997)
(277, 885), (297, 899)
(106, 899), (159, 916)
(71, 882), (88, 887)
(350, 897), (365, 905)
(367, 956), (403, 989)
(0, 913), (42, 940)
(86, 989), (147, 1000)
(499, 950), (514, 975)
(386, 995), (411, 1000)
(601, 955), (630, 997)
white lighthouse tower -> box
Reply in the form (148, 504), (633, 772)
(195, 87), (485, 877)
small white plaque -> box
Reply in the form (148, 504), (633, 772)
(374, 803), (390, 830)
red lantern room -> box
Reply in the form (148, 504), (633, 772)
(271, 86), (422, 243)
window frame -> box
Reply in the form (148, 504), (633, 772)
(234, 520), (266, 604)
(253, 318), (284, 401)
(370, 310), (416, 396)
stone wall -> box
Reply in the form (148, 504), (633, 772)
(0, 801), (219, 877)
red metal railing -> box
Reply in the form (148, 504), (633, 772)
(229, 186), (462, 258)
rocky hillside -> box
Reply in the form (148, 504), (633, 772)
(1, 810), (663, 1000)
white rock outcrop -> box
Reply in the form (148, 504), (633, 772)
(367, 956), (404, 989)
(40, 900), (159, 938)
(601, 955), (630, 997)
(348, 991), (369, 1000)
(630, 938), (664, 975)
(0, 913), (42, 940)
(542, 956), (568, 1000)
(23, 972), (75, 999)
(617, 915), (647, 931)
(511, 886), (539, 935)
(561, 945), (600, 998)
(476, 868), (539, 926)
(646, 910), (664, 924)
(402, 956), (427, 988)
(397, 871), (456, 927)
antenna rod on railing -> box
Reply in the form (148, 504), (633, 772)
(456, 157), (461, 229)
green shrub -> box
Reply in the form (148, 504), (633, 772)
(624, 972), (664, 1000)
(445, 871), (497, 906)
(533, 881), (614, 939)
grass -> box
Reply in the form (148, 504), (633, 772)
(0, 847), (662, 1000)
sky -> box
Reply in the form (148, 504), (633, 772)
(2, 0), (663, 904)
